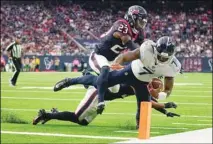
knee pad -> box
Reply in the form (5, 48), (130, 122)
(108, 84), (120, 93)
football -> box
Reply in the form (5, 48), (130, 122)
(151, 78), (163, 90)
(147, 78), (163, 98)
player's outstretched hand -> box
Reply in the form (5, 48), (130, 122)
(97, 102), (105, 115)
(164, 102), (177, 109)
(166, 112), (180, 117)
(110, 63), (124, 70)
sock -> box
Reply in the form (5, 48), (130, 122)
(96, 66), (110, 103)
(67, 75), (97, 87)
(104, 84), (134, 101)
(45, 111), (79, 124)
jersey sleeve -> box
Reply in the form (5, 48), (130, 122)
(165, 58), (182, 77)
(139, 40), (155, 62)
(6, 41), (15, 51)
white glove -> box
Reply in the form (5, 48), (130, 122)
(158, 92), (167, 100)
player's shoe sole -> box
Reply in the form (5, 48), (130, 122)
(53, 78), (70, 92)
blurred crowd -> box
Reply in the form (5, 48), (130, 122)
(0, 0), (212, 57)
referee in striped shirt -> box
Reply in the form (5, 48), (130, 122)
(6, 39), (23, 86)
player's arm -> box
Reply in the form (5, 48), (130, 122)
(151, 97), (180, 117)
(114, 48), (140, 65)
(6, 41), (15, 52)
(164, 77), (174, 97)
(158, 77), (174, 100)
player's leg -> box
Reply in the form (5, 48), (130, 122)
(53, 74), (98, 92)
(133, 82), (151, 129)
(10, 58), (21, 86)
(89, 52), (110, 106)
(34, 87), (99, 126)
(81, 68), (93, 89)
(75, 86), (99, 124)
(53, 52), (109, 92)
(33, 109), (81, 125)
(104, 84), (135, 101)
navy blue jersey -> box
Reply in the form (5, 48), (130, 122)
(96, 19), (139, 61)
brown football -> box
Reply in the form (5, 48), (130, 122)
(151, 78), (163, 90)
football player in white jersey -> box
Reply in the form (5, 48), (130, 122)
(113, 36), (181, 99)
(52, 36), (181, 127)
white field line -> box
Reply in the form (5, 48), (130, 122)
(0, 82), (210, 86)
(116, 128), (212, 143)
(1, 90), (84, 94)
(114, 131), (159, 134)
(1, 108), (212, 119)
(1, 89), (212, 94)
(1, 97), (212, 106)
(172, 123), (212, 126)
(151, 126), (188, 130)
(1, 93), (212, 98)
(197, 120), (212, 122)
(1, 131), (135, 140)
(1, 88), (212, 93)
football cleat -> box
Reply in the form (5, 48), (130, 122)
(9, 79), (15, 87)
(41, 108), (59, 124)
(53, 78), (70, 92)
(82, 69), (91, 89)
(33, 109), (47, 125)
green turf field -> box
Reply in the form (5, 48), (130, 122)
(1, 72), (212, 143)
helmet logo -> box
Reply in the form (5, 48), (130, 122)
(131, 10), (139, 14)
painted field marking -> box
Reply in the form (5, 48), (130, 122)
(1, 131), (135, 140)
(116, 128), (212, 143)
(1, 108), (212, 118)
(19, 86), (84, 90)
(174, 83), (203, 86)
(151, 126), (188, 130)
(1, 97), (212, 106)
(1, 89), (212, 93)
(1, 92), (212, 98)
(1, 90), (84, 94)
(174, 90), (211, 93)
(172, 123), (212, 126)
(114, 131), (159, 134)
(197, 120), (212, 122)
(1, 97), (81, 101)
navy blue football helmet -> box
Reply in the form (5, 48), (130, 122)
(124, 5), (148, 31)
(155, 36), (176, 64)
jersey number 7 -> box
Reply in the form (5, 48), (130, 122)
(139, 67), (153, 75)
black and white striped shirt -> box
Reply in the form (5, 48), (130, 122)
(6, 42), (22, 58)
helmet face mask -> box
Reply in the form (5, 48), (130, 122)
(135, 17), (147, 30)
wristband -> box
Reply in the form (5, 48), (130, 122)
(158, 92), (167, 100)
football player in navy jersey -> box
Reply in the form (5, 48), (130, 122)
(33, 85), (179, 128)
(84, 5), (148, 114)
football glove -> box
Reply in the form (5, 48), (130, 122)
(166, 112), (180, 117)
(97, 102), (105, 115)
(164, 102), (177, 109)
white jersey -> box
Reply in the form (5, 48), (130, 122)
(131, 40), (181, 82)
